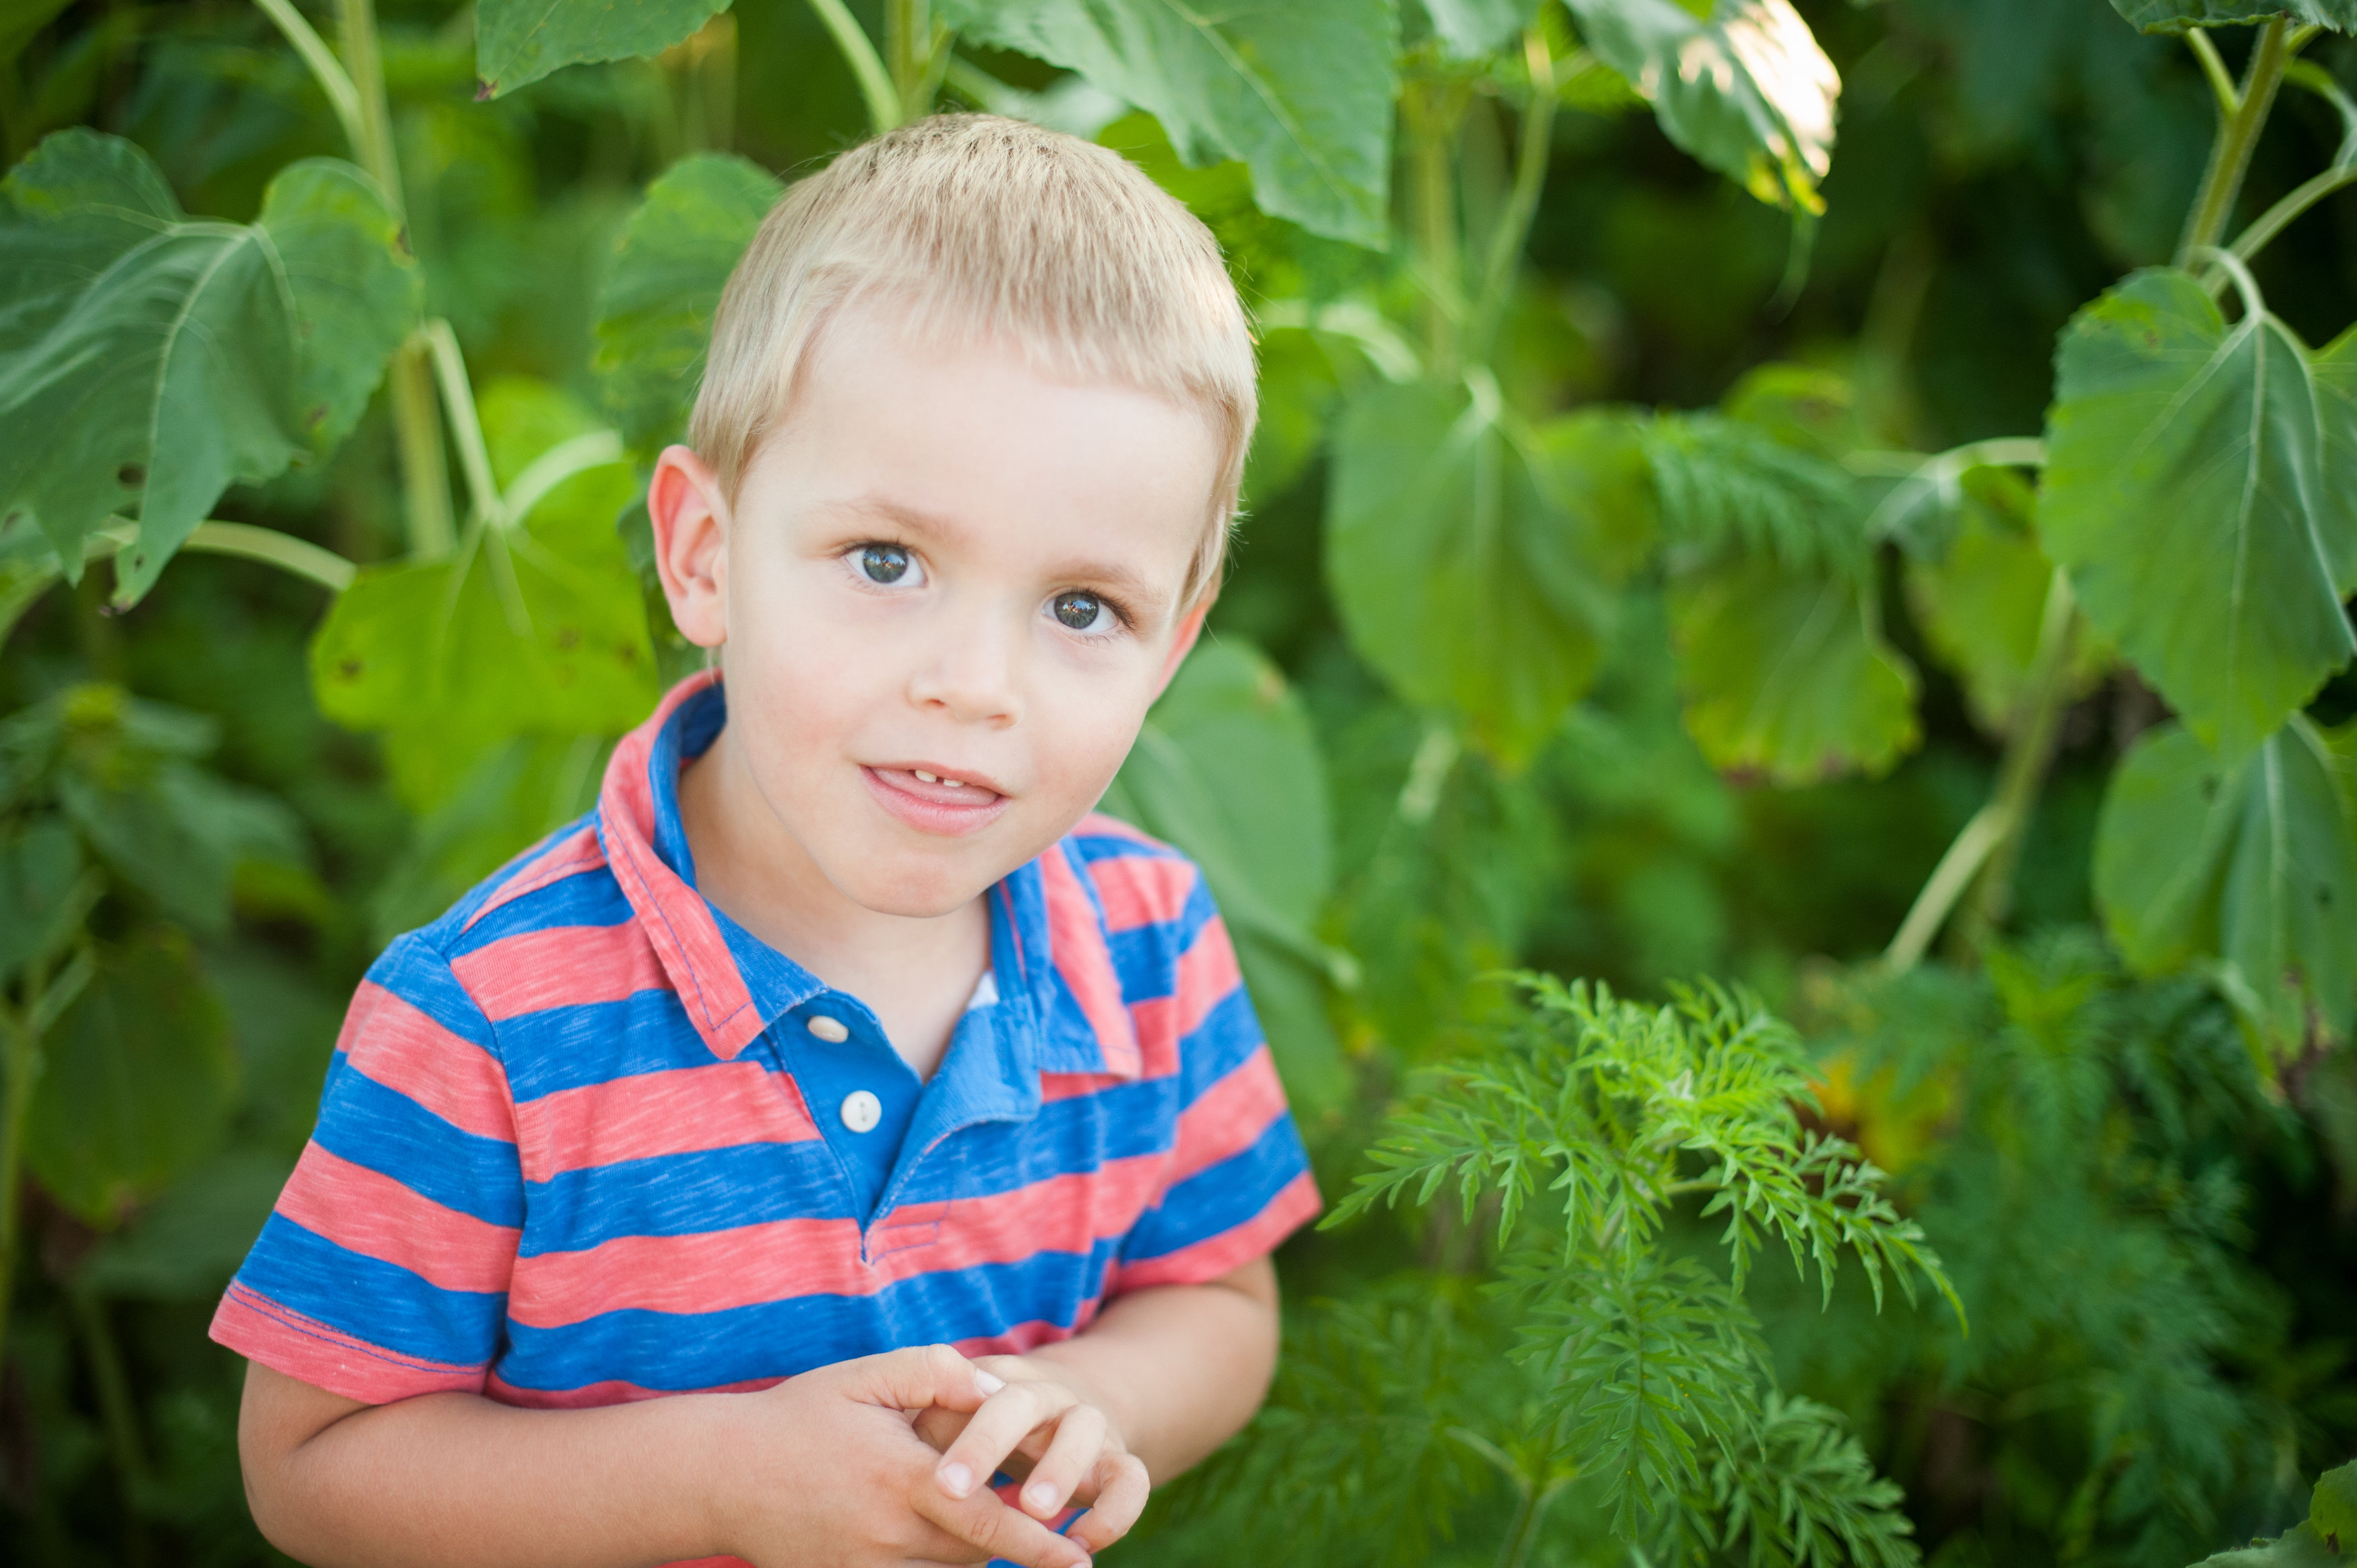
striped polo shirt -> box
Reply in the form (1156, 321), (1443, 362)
(211, 670), (1319, 1421)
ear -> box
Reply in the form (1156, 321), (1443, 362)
(1151, 592), (1214, 701)
(649, 444), (729, 648)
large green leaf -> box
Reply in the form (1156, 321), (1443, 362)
(78, 1147), (296, 1299)
(1563, 0), (1840, 211)
(2308, 323), (2357, 596)
(593, 152), (783, 464)
(1412, 0), (1543, 57)
(24, 927), (237, 1229)
(2041, 268), (2354, 765)
(2094, 718), (2357, 1044)
(1669, 555), (1919, 784)
(2109, 1), (2357, 32)
(310, 380), (655, 810)
(1327, 378), (1609, 765)
(1099, 639), (1348, 1116)
(476, 0), (731, 97)
(937, 0), (1398, 248)
(0, 132), (416, 601)
(0, 817), (84, 982)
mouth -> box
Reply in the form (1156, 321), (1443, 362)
(860, 763), (1012, 837)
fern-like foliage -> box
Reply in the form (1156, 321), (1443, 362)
(1642, 415), (1867, 578)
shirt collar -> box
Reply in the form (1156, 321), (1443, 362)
(595, 673), (1140, 1079)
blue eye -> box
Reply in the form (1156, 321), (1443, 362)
(860, 544), (910, 583)
(1053, 591), (1106, 632)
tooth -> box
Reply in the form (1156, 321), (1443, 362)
(943, 778), (964, 788)
(915, 770), (937, 783)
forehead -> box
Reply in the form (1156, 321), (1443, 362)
(756, 305), (1221, 592)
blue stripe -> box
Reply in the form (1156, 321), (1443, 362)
(428, 813), (598, 936)
(444, 871), (634, 957)
(312, 1065), (525, 1227)
(496, 1242), (1124, 1394)
(1067, 833), (1183, 864)
(1121, 1115), (1308, 1264)
(1170, 984), (1267, 1098)
(1104, 879), (1219, 1001)
(363, 934), (499, 1049)
(497, 993), (722, 1102)
(235, 1214), (506, 1368)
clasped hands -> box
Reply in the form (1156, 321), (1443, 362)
(710, 1342), (1148, 1568)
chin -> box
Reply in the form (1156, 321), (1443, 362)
(844, 862), (991, 920)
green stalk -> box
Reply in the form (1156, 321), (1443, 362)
(0, 943), (92, 1397)
(1958, 570), (2080, 948)
(94, 519), (358, 592)
(253, 0), (364, 149)
(2177, 20), (2292, 264)
(68, 1284), (153, 1567)
(809, 0), (901, 133)
(886, 0), (948, 123)
(2229, 162), (2357, 268)
(1466, 29), (1557, 360)
(424, 319), (502, 529)
(333, 0), (455, 559)
(1405, 79), (1467, 381)
(2186, 29), (2238, 119)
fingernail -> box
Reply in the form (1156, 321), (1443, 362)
(974, 1369), (1006, 1394)
(1026, 1482), (1057, 1513)
(939, 1462), (974, 1498)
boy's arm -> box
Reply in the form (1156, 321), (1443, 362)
(240, 1345), (1093, 1568)
(917, 1256), (1279, 1533)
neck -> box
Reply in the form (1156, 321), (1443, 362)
(676, 725), (988, 1027)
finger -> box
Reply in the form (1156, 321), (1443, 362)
(912, 1479), (1091, 1568)
(911, 1404), (976, 1455)
(1014, 1404), (1106, 1519)
(933, 1383), (1071, 1501)
(1065, 1453), (1149, 1555)
(833, 1342), (1005, 1415)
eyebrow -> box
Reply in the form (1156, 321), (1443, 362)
(821, 493), (1177, 617)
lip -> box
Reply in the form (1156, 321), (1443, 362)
(860, 763), (1013, 837)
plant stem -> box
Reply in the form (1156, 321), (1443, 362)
(2229, 164), (2357, 268)
(1405, 78), (1467, 381)
(1467, 30), (1556, 360)
(886, 0), (948, 123)
(1958, 569), (2080, 949)
(2186, 29), (2238, 119)
(1884, 804), (2005, 972)
(67, 1283), (152, 1567)
(424, 319), (502, 529)
(253, 0), (363, 149)
(94, 518), (358, 592)
(2177, 20), (2292, 265)
(333, 0), (455, 559)
(809, 0), (901, 133)
(0, 1001), (40, 1380)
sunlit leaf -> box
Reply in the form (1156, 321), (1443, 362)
(24, 926), (236, 1229)
(1563, 0), (1840, 211)
(594, 151), (783, 464)
(0, 131), (416, 601)
(939, 0), (1399, 248)
(476, 0), (731, 98)
(1100, 639), (1348, 1115)
(1329, 378), (1609, 765)
(2041, 267), (2354, 765)
(1670, 555), (1919, 784)
(2109, 1), (2357, 32)
(2094, 717), (2357, 1044)
(1411, 0), (1542, 58)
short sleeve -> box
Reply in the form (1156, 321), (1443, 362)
(1109, 881), (1321, 1293)
(210, 934), (523, 1404)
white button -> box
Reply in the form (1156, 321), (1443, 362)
(840, 1089), (882, 1133)
(806, 1014), (850, 1043)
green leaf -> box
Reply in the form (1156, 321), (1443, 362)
(2307, 323), (2357, 597)
(0, 817), (85, 981)
(2315, 1460), (2357, 1546)
(1327, 378), (1609, 765)
(1099, 639), (1348, 1115)
(2040, 268), (2354, 765)
(24, 927), (237, 1229)
(1644, 410), (1864, 575)
(2094, 718), (2357, 1044)
(0, 131), (416, 601)
(1412, 0), (1541, 57)
(1670, 555), (1919, 784)
(475, 0), (731, 98)
(1563, 0), (1841, 212)
(310, 380), (655, 807)
(593, 152), (783, 465)
(937, 0), (1399, 248)
(2189, 1523), (2348, 1567)
(1904, 467), (2104, 737)
(77, 1147), (296, 1299)
(2109, 1), (2357, 32)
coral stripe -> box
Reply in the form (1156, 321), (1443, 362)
(507, 1157), (1166, 1328)
(486, 1371), (785, 1409)
(274, 1143), (521, 1295)
(1087, 854), (1197, 933)
(1074, 811), (1162, 848)
(510, 1062), (821, 1184)
(1166, 1048), (1290, 1188)
(451, 921), (673, 1022)
(1174, 916), (1244, 1039)
(1110, 1170), (1321, 1293)
(337, 984), (517, 1144)
(1042, 846), (1139, 1076)
(209, 1283), (485, 1404)
(954, 1314), (1092, 1359)
(463, 823), (607, 934)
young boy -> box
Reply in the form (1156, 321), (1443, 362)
(213, 114), (1319, 1568)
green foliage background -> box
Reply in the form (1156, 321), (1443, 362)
(3, 0), (2357, 1564)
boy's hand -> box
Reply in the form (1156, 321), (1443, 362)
(915, 1356), (1151, 1557)
(712, 1344), (1093, 1568)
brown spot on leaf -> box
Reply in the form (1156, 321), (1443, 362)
(117, 464), (145, 488)
(554, 626), (581, 651)
(475, 79), (496, 102)
(338, 658), (362, 679)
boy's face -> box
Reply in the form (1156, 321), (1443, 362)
(651, 304), (1220, 918)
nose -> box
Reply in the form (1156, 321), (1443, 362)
(904, 595), (1024, 728)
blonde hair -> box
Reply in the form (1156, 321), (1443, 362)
(691, 113), (1257, 607)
